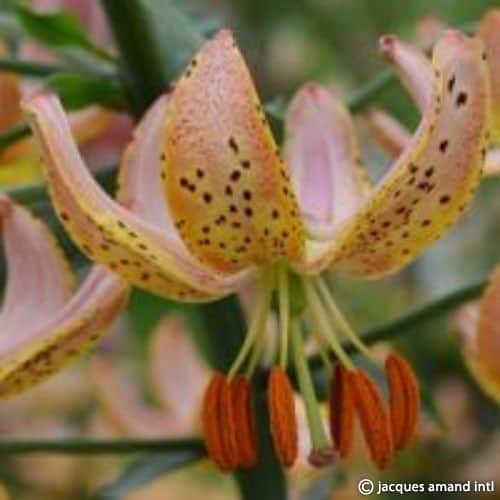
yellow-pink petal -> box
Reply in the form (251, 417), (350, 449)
(479, 9), (500, 143)
(23, 92), (247, 302)
(0, 199), (129, 397)
(454, 269), (500, 403)
(303, 31), (490, 278)
(162, 30), (304, 273)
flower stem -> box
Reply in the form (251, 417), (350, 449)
(0, 58), (65, 77)
(100, 0), (170, 116)
(0, 438), (204, 455)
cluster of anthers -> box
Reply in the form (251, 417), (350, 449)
(201, 268), (420, 471)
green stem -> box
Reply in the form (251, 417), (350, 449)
(0, 58), (65, 77)
(100, 0), (170, 116)
(348, 68), (394, 113)
(0, 438), (204, 455)
(308, 279), (487, 374)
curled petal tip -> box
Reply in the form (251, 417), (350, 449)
(379, 34), (398, 57)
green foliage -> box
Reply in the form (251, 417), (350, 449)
(44, 72), (125, 110)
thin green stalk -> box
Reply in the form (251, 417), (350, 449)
(0, 438), (204, 455)
(0, 123), (30, 151)
(0, 58), (65, 77)
(100, 0), (170, 116)
(308, 279), (487, 374)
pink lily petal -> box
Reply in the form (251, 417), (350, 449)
(363, 107), (411, 159)
(285, 83), (371, 237)
(302, 31), (490, 278)
(454, 269), (500, 402)
(90, 356), (188, 437)
(162, 29), (305, 273)
(149, 316), (209, 426)
(0, 196), (74, 338)
(0, 198), (129, 397)
(23, 92), (249, 301)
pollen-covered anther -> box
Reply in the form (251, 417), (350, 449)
(385, 353), (421, 450)
(267, 367), (298, 467)
(231, 376), (259, 468)
(329, 364), (355, 458)
(349, 369), (394, 470)
(202, 372), (238, 472)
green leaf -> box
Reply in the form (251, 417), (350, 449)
(16, 5), (95, 50)
(95, 450), (204, 499)
(44, 72), (126, 110)
(15, 5), (114, 62)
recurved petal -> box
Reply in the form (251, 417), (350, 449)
(303, 31), (490, 277)
(0, 196), (74, 338)
(162, 29), (304, 274)
(363, 107), (410, 159)
(23, 91), (246, 302)
(149, 315), (209, 425)
(455, 268), (500, 403)
(479, 9), (500, 143)
(285, 83), (371, 238)
(0, 259), (129, 396)
(364, 107), (500, 178)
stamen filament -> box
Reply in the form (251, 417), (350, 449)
(228, 268), (274, 379)
(290, 319), (330, 452)
(278, 264), (290, 369)
(315, 277), (375, 361)
(303, 281), (354, 369)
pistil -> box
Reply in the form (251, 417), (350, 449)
(290, 319), (336, 467)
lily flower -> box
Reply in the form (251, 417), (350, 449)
(0, 195), (129, 397)
(454, 268), (500, 403)
(364, 9), (500, 176)
(23, 27), (490, 471)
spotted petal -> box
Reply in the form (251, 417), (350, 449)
(454, 269), (500, 403)
(364, 107), (500, 177)
(162, 30), (304, 273)
(23, 92), (248, 302)
(479, 10), (500, 143)
(303, 31), (490, 277)
(0, 198), (129, 397)
(284, 83), (371, 239)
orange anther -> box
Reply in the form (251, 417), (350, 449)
(231, 376), (259, 468)
(349, 369), (394, 470)
(385, 353), (420, 450)
(267, 367), (298, 467)
(329, 364), (355, 458)
(201, 372), (238, 472)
